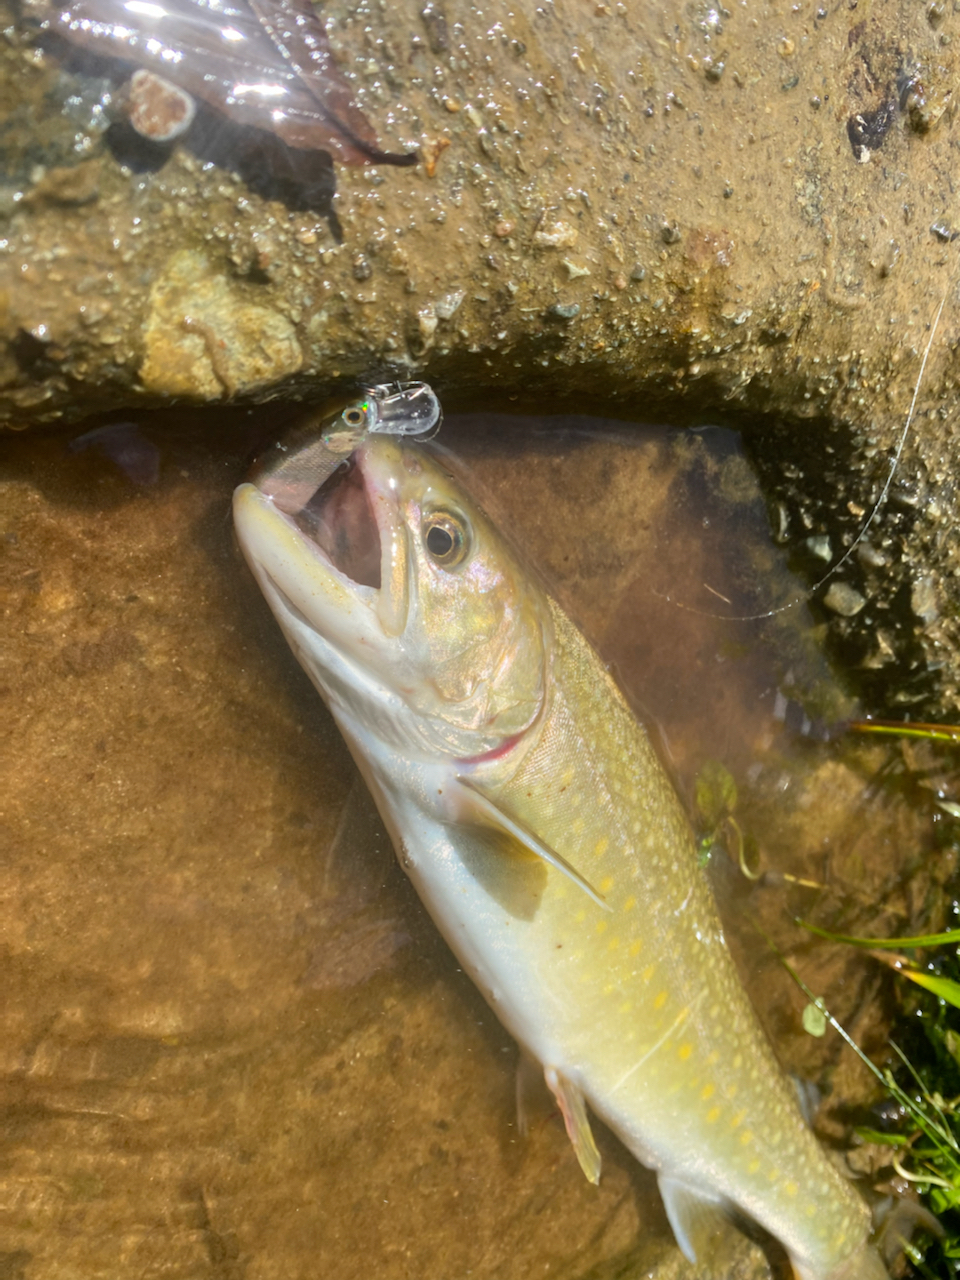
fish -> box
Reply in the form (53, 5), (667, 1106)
(232, 420), (891, 1280)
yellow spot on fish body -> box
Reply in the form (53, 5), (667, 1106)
(678, 1043), (692, 1061)
(740, 1130), (754, 1146)
(642, 964), (656, 983)
(623, 895), (636, 910)
(596, 920), (608, 935)
(748, 1158), (761, 1174)
(594, 837), (609, 857)
(608, 936), (620, 951)
(730, 1109), (746, 1129)
(706, 1050), (719, 1066)
(706, 1106), (721, 1124)
(628, 939), (642, 957)
(768, 1169), (780, 1183)
(700, 1083), (715, 1101)
(785, 1182), (799, 1197)
(572, 817), (585, 834)
(653, 990), (667, 1010)
(600, 876), (614, 893)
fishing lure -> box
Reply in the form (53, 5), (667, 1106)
(254, 380), (442, 513)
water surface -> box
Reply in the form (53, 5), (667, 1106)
(1, 411), (950, 1279)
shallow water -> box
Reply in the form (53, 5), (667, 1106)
(1, 411), (954, 1279)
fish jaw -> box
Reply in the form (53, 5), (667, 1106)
(353, 437), (413, 639)
(234, 478), (447, 764)
(234, 439), (415, 659)
(234, 481), (381, 667)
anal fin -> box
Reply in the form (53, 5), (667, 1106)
(658, 1175), (729, 1265)
(544, 1066), (602, 1186)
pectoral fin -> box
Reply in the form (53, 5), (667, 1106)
(658, 1176), (729, 1265)
(544, 1066), (602, 1186)
(453, 777), (610, 912)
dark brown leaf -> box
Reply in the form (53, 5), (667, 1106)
(42, 0), (415, 165)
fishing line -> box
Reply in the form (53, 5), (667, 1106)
(654, 291), (948, 623)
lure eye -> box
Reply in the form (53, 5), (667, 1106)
(423, 511), (469, 568)
(341, 402), (371, 429)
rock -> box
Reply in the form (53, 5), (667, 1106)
(139, 250), (303, 399)
(823, 582), (867, 617)
(124, 69), (197, 142)
(911, 575), (940, 624)
(4, 0), (960, 711)
(23, 159), (102, 206)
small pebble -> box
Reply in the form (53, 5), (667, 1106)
(822, 582), (866, 616)
(545, 302), (580, 321)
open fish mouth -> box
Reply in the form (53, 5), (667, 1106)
(290, 459), (383, 591)
(237, 434), (411, 641)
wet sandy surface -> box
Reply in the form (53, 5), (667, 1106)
(1, 413), (953, 1278)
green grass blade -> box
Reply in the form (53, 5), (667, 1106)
(853, 1126), (910, 1146)
(848, 719), (960, 743)
(798, 920), (960, 950)
(898, 968), (960, 1011)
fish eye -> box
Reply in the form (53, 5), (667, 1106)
(423, 511), (469, 568)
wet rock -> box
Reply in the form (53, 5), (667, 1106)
(545, 302), (580, 321)
(22, 159), (102, 206)
(822, 581), (867, 617)
(140, 249), (303, 398)
(4, 0), (960, 713)
(433, 289), (465, 321)
(532, 220), (579, 249)
(911, 575), (940, 624)
(124, 69), (196, 142)
(805, 534), (832, 562)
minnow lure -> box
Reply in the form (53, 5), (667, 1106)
(253, 381), (441, 513)
(30, 0), (416, 164)
(233, 405), (889, 1280)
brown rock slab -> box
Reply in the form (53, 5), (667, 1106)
(139, 250), (303, 399)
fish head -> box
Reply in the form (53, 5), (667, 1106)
(233, 436), (549, 761)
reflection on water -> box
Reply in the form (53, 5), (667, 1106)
(1, 411), (953, 1279)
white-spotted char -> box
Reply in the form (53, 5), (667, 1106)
(233, 429), (889, 1280)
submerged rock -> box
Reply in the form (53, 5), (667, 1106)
(1, 415), (947, 1279)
